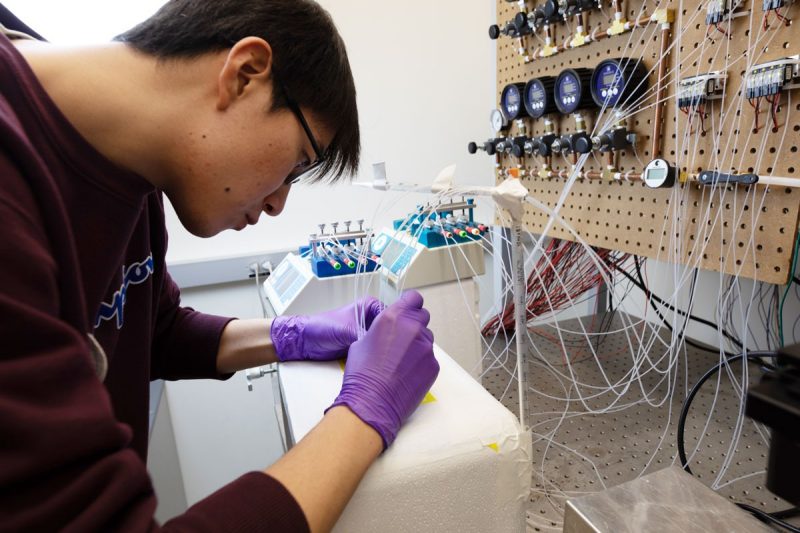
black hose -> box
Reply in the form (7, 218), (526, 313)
(736, 503), (800, 532)
(676, 352), (800, 531)
(677, 352), (776, 474)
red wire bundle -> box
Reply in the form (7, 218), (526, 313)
(482, 238), (628, 336)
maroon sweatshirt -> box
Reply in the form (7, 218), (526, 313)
(0, 10), (308, 533)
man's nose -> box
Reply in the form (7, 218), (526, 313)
(264, 183), (291, 216)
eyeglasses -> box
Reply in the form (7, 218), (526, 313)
(277, 78), (326, 185)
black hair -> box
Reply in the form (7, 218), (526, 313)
(115, 0), (359, 183)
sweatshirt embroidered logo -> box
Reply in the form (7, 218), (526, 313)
(95, 254), (155, 329)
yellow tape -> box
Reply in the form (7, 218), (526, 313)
(338, 360), (437, 404)
(486, 443), (499, 453)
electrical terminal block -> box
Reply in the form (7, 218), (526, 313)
(677, 71), (727, 109)
(763, 0), (791, 11)
(706, 0), (742, 24)
(745, 56), (800, 99)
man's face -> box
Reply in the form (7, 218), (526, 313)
(161, 38), (333, 238)
(164, 102), (332, 238)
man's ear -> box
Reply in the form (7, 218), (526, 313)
(216, 37), (273, 111)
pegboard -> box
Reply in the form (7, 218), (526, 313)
(494, 0), (800, 284)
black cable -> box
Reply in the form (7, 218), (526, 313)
(675, 352), (800, 532)
(611, 260), (741, 357)
(793, 275), (800, 285)
(677, 352), (777, 475)
(632, 256), (744, 349)
(736, 503), (800, 532)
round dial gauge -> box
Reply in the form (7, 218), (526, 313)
(490, 108), (509, 133)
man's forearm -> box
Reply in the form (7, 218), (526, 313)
(265, 405), (383, 533)
(216, 318), (278, 373)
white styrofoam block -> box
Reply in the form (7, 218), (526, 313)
(278, 346), (532, 532)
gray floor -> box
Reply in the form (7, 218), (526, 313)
(481, 313), (796, 532)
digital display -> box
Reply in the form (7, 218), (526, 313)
(592, 61), (625, 107)
(525, 79), (550, 118)
(643, 159), (674, 189)
(506, 89), (520, 106)
(646, 167), (667, 182)
(502, 85), (523, 119)
(561, 78), (576, 95)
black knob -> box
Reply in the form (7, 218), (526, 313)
(486, 142), (497, 156)
(532, 139), (546, 157)
(513, 12), (529, 34)
(555, 135), (573, 154)
(468, 142), (478, 154)
(572, 133), (592, 154)
(542, 0), (559, 18)
(488, 25), (501, 40)
(592, 134), (611, 152)
(511, 136), (528, 157)
(536, 134), (556, 157)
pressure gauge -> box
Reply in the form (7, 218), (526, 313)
(643, 158), (676, 189)
(524, 77), (557, 119)
(590, 58), (648, 108)
(500, 82), (528, 121)
(554, 68), (594, 114)
(490, 108), (509, 133)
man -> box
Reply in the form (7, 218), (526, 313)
(0, 1), (439, 531)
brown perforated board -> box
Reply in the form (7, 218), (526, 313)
(495, 0), (800, 284)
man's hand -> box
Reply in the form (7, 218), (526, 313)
(270, 297), (384, 362)
(327, 290), (439, 449)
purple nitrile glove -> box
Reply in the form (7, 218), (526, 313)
(270, 297), (384, 362)
(327, 290), (439, 449)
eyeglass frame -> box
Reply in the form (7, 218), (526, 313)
(275, 77), (326, 185)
